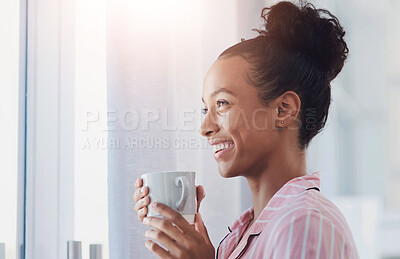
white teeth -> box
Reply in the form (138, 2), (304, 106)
(213, 142), (233, 152)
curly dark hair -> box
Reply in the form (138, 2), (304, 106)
(218, 1), (349, 149)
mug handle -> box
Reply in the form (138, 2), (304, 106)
(175, 176), (189, 211)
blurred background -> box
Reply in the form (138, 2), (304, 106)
(1, 0), (399, 258)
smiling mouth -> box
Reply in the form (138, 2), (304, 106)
(213, 142), (234, 153)
(213, 142), (234, 160)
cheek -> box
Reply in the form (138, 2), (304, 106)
(238, 115), (278, 155)
(222, 107), (274, 133)
(220, 109), (252, 132)
(216, 107), (279, 176)
(224, 109), (276, 151)
(252, 108), (274, 131)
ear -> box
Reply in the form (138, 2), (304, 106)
(274, 91), (301, 129)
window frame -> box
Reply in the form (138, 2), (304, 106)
(24, 0), (75, 257)
(17, 0), (27, 257)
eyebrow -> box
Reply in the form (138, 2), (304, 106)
(201, 88), (236, 103)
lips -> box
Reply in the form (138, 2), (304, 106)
(208, 139), (235, 160)
(208, 138), (233, 146)
(213, 142), (234, 160)
(213, 142), (234, 153)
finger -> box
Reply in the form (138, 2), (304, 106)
(134, 178), (143, 189)
(134, 196), (150, 213)
(137, 206), (148, 222)
(150, 202), (193, 235)
(133, 186), (149, 202)
(145, 240), (172, 259)
(145, 229), (181, 253)
(194, 212), (212, 244)
(143, 216), (186, 243)
(196, 185), (206, 212)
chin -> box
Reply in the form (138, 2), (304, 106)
(217, 164), (240, 178)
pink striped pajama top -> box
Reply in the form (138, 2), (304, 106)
(216, 172), (359, 259)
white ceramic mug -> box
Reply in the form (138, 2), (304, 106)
(141, 171), (196, 224)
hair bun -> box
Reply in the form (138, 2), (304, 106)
(256, 1), (349, 81)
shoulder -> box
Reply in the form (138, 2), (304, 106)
(271, 189), (352, 233)
(258, 191), (359, 258)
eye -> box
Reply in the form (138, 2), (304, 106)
(217, 99), (229, 108)
(202, 100), (229, 115)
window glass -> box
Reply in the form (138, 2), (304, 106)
(0, 0), (21, 258)
(75, 0), (109, 257)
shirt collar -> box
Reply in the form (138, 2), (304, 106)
(228, 171), (321, 235)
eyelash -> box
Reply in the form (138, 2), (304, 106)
(217, 99), (229, 108)
(201, 99), (229, 114)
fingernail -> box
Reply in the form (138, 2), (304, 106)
(143, 217), (149, 225)
(140, 187), (144, 194)
(151, 202), (159, 208)
(145, 240), (151, 248)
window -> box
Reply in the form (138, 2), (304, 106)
(0, 0), (24, 258)
(74, 0), (109, 257)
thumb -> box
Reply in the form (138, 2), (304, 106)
(194, 212), (212, 244)
(196, 185), (205, 212)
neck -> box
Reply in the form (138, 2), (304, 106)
(245, 145), (307, 221)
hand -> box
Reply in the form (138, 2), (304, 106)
(133, 178), (150, 222)
(143, 202), (214, 259)
(133, 177), (206, 222)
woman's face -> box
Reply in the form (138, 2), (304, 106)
(200, 56), (281, 178)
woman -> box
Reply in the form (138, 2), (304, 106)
(133, 1), (359, 258)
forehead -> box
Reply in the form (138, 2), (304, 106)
(202, 56), (251, 98)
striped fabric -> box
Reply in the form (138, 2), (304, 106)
(216, 172), (359, 259)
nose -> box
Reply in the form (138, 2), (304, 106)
(199, 111), (219, 137)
